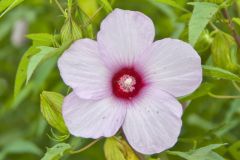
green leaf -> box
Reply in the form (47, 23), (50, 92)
(40, 91), (68, 134)
(0, 139), (42, 160)
(202, 65), (240, 82)
(14, 37), (70, 98)
(232, 17), (240, 27)
(179, 83), (215, 102)
(211, 31), (238, 71)
(26, 33), (54, 46)
(104, 137), (139, 160)
(14, 46), (40, 98)
(229, 141), (240, 160)
(155, 0), (189, 12)
(41, 143), (71, 160)
(14, 33), (55, 97)
(189, 2), (219, 46)
(0, 0), (24, 18)
(26, 46), (56, 83)
(98, 0), (112, 13)
(168, 144), (226, 160)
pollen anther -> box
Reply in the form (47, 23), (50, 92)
(118, 75), (136, 93)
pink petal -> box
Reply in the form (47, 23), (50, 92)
(139, 38), (202, 97)
(97, 8), (155, 69)
(58, 39), (111, 100)
(123, 86), (183, 154)
(62, 92), (126, 138)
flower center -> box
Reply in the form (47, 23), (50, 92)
(112, 67), (144, 100)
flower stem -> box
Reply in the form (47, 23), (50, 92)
(208, 92), (240, 99)
(221, 8), (240, 48)
(135, 152), (146, 160)
(209, 22), (219, 31)
(70, 139), (100, 154)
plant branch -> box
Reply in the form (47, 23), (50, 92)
(135, 152), (146, 160)
(208, 92), (240, 99)
(222, 8), (240, 48)
(70, 139), (100, 154)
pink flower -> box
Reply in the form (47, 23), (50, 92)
(58, 9), (202, 154)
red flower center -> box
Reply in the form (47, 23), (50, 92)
(112, 67), (144, 100)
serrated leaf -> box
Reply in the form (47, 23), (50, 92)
(26, 46), (56, 83)
(179, 82), (215, 102)
(98, 0), (112, 13)
(202, 65), (240, 82)
(0, 0), (24, 18)
(189, 2), (219, 46)
(40, 91), (68, 134)
(104, 137), (139, 160)
(41, 143), (71, 160)
(168, 144), (226, 160)
(155, 0), (189, 12)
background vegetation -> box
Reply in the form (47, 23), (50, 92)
(1, 0), (240, 159)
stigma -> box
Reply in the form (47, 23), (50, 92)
(112, 67), (144, 100)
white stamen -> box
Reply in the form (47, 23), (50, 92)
(118, 75), (136, 93)
(124, 77), (133, 85)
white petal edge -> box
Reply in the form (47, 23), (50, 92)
(58, 39), (111, 100)
(97, 8), (155, 70)
(138, 38), (202, 97)
(123, 86), (183, 154)
(62, 92), (126, 139)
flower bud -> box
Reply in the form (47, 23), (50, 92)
(211, 31), (238, 72)
(40, 91), (68, 134)
(60, 18), (82, 43)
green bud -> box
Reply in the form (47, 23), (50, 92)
(60, 18), (82, 43)
(71, 19), (83, 40)
(104, 137), (138, 160)
(41, 143), (71, 160)
(211, 31), (238, 72)
(40, 91), (68, 134)
(195, 30), (213, 53)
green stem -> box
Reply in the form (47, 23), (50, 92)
(209, 22), (219, 31)
(70, 139), (100, 154)
(54, 0), (67, 17)
(208, 92), (240, 99)
(222, 8), (240, 48)
(232, 81), (240, 93)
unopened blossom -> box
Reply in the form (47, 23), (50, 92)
(58, 8), (202, 154)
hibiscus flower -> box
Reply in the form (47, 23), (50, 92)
(58, 8), (202, 154)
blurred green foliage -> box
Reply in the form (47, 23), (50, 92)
(1, 0), (240, 159)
